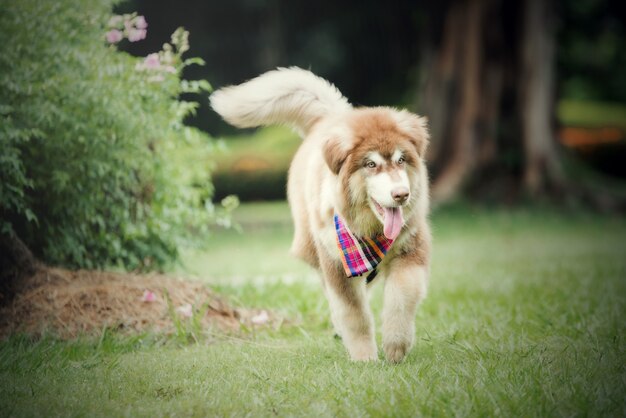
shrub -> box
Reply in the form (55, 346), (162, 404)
(0, 0), (233, 270)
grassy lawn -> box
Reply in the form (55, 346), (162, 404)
(178, 201), (315, 284)
(2, 202), (626, 417)
(557, 99), (626, 129)
(213, 126), (299, 173)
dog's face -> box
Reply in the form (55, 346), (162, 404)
(323, 108), (429, 239)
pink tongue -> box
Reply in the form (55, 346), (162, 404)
(383, 206), (403, 240)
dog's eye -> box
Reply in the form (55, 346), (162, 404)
(365, 160), (376, 169)
(397, 157), (405, 165)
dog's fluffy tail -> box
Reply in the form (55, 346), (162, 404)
(210, 67), (351, 136)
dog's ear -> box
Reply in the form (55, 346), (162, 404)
(392, 111), (430, 157)
(323, 136), (351, 175)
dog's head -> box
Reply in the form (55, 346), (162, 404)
(323, 108), (429, 240)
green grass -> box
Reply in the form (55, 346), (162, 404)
(557, 99), (626, 129)
(179, 201), (313, 282)
(2, 202), (626, 417)
(213, 126), (298, 173)
(210, 126), (298, 200)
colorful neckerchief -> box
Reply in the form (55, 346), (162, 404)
(334, 213), (394, 278)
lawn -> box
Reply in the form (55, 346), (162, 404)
(557, 99), (626, 129)
(1, 202), (625, 417)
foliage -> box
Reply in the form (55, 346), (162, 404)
(558, 0), (626, 102)
(0, 0), (234, 270)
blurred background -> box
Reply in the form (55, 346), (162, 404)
(120, 0), (626, 206)
(2, 0), (625, 280)
(2, 1), (626, 413)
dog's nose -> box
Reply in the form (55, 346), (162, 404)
(391, 187), (409, 203)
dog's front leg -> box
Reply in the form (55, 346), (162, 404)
(320, 256), (377, 361)
(382, 259), (428, 363)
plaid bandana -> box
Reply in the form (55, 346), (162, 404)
(334, 213), (394, 278)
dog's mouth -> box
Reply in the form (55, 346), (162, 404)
(371, 199), (404, 241)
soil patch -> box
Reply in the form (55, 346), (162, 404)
(0, 267), (278, 339)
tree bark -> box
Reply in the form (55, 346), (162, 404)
(258, 0), (284, 70)
(419, 0), (566, 205)
(428, 0), (485, 203)
(519, 0), (563, 195)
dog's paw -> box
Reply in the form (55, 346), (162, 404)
(383, 340), (411, 363)
(350, 350), (378, 362)
(347, 340), (378, 362)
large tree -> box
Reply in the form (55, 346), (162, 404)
(418, 0), (563, 203)
(417, 0), (625, 208)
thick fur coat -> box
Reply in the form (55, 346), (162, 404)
(211, 68), (431, 362)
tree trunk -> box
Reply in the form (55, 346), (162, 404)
(0, 232), (38, 306)
(519, 0), (563, 195)
(427, 0), (485, 203)
(419, 0), (565, 205)
(258, 0), (284, 70)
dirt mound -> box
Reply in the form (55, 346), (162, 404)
(0, 267), (277, 339)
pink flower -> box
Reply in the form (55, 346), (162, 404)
(176, 304), (193, 318)
(134, 15), (148, 29)
(141, 290), (156, 302)
(163, 65), (176, 74)
(143, 53), (160, 69)
(128, 28), (147, 42)
(105, 29), (123, 44)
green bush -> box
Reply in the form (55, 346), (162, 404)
(0, 0), (233, 270)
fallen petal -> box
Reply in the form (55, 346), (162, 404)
(251, 310), (269, 325)
(141, 290), (156, 302)
(176, 303), (193, 318)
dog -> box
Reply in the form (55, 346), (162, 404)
(211, 67), (431, 362)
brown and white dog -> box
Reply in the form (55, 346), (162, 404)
(211, 68), (431, 362)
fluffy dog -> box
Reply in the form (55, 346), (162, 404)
(211, 68), (431, 362)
